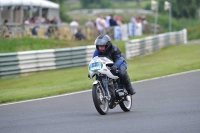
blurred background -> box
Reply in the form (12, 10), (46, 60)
(0, 0), (199, 48)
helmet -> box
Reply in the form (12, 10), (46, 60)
(94, 34), (112, 54)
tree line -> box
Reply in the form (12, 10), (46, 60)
(49, 0), (200, 22)
(157, 0), (200, 19)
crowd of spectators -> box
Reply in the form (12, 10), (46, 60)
(93, 14), (124, 35)
(2, 13), (148, 39)
(23, 16), (62, 25)
(82, 14), (148, 36)
(27, 13), (148, 39)
(22, 16), (62, 36)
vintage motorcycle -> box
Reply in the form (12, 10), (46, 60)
(88, 56), (132, 115)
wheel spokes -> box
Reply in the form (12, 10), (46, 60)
(96, 86), (108, 112)
(123, 95), (132, 108)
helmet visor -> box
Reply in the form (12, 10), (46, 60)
(94, 39), (107, 46)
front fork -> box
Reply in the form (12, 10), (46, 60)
(93, 75), (110, 99)
(102, 75), (111, 100)
(102, 75), (109, 92)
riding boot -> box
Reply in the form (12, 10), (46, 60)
(118, 69), (136, 95)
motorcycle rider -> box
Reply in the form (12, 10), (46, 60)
(90, 34), (136, 96)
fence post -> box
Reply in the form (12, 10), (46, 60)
(183, 28), (187, 44)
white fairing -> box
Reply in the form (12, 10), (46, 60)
(93, 80), (98, 85)
(88, 56), (119, 79)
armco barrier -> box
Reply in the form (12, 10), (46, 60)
(0, 29), (187, 77)
(0, 46), (96, 77)
(125, 29), (187, 59)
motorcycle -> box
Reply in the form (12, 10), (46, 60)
(88, 56), (132, 115)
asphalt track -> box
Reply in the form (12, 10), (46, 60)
(0, 70), (200, 133)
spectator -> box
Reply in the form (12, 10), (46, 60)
(130, 14), (138, 30)
(50, 18), (57, 24)
(29, 17), (35, 24)
(3, 19), (10, 37)
(141, 15), (148, 25)
(135, 17), (142, 36)
(35, 16), (41, 24)
(3, 19), (9, 28)
(85, 19), (95, 27)
(3, 19), (11, 33)
(105, 15), (111, 28)
(45, 18), (51, 24)
(102, 17), (107, 28)
(141, 15), (148, 34)
(32, 26), (39, 36)
(70, 19), (79, 26)
(109, 15), (118, 27)
(54, 17), (62, 25)
(75, 28), (86, 40)
(95, 14), (105, 35)
(70, 19), (79, 34)
(115, 15), (123, 26)
(24, 18), (30, 25)
(41, 17), (46, 24)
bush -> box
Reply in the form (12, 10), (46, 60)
(187, 25), (200, 40)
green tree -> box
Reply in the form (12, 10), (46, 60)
(49, 0), (72, 22)
(157, 0), (199, 19)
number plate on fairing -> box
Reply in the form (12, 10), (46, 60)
(89, 62), (103, 72)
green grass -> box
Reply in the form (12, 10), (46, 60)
(0, 44), (200, 104)
(65, 0), (150, 11)
(0, 37), (94, 53)
(112, 1), (150, 9)
(128, 44), (200, 80)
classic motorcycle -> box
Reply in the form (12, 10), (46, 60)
(88, 56), (132, 115)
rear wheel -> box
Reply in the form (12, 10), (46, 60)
(92, 84), (109, 115)
(119, 95), (132, 112)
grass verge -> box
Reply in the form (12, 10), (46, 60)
(0, 35), (151, 53)
(0, 37), (94, 53)
(0, 44), (200, 104)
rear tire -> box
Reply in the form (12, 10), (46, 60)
(119, 95), (132, 112)
(92, 84), (109, 115)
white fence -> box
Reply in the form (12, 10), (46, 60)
(126, 29), (187, 59)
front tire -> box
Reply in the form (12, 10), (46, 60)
(92, 84), (109, 115)
(119, 95), (132, 112)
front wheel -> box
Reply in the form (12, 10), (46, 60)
(92, 84), (109, 115)
(119, 95), (132, 112)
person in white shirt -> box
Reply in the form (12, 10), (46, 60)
(70, 19), (79, 34)
(105, 15), (111, 28)
(95, 14), (105, 35)
(130, 14), (138, 31)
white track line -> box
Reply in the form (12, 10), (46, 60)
(1, 69), (200, 107)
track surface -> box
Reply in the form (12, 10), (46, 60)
(0, 70), (200, 133)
